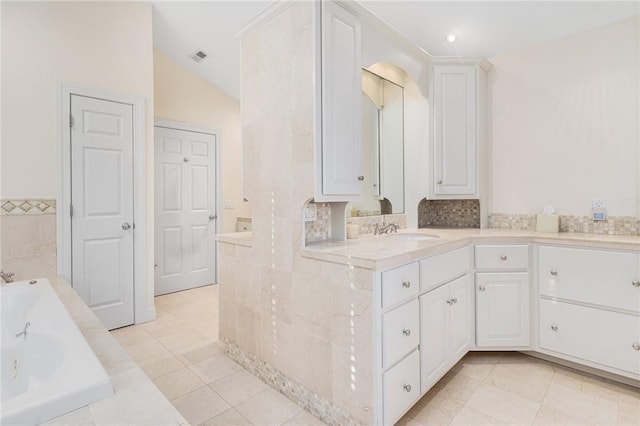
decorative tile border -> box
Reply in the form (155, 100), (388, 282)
(488, 213), (640, 236)
(1, 199), (56, 215)
(304, 202), (332, 243)
(418, 199), (480, 228)
(225, 340), (364, 426)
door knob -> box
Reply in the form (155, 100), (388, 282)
(551, 324), (558, 331)
(632, 280), (640, 287)
(357, 176), (364, 181)
(209, 215), (217, 221)
(478, 286), (486, 291)
(632, 343), (640, 351)
(122, 223), (131, 230)
(436, 179), (442, 184)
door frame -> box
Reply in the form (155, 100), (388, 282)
(154, 118), (222, 284)
(57, 83), (152, 323)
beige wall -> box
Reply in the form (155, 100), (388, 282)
(488, 16), (639, 218)
(153, 50), (249, 233)
(1, 2), (155, 307)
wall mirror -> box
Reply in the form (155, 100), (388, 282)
(350, 67), (405, 216)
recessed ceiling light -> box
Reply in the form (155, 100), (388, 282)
(446, 34), (456, 43)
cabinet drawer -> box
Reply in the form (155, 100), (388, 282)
(383, 349), (420, 426)
(420, 246), (470, 293)
(540, 299), (640, 375)
(539, 246), (640, 313)
(382, 299), (419, 368)
(475, 244), (528, 270)
(382, 262), (419, 308)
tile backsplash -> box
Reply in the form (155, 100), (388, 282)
(304, 202), (332, 243)
(418, 199), (480, 228)
(488, 212), (639, 236)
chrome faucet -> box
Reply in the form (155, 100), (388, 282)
(374, 222), (400, 235)
(15, 322), (30, 340)
(0, 270), (15, 283)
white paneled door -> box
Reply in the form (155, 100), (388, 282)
(154, 126), (217, 296)
(71, 95), (134, 330)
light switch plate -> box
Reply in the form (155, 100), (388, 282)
(224, 200), (235, 209)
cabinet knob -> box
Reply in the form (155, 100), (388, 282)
(632, 280), (640, 287)
(451, 297), (458, 304)
(403, 384), (412, 393)
(478, 286), (486, 292)
(402, 329), (411, 337)
(632, 343), (640, 351)
(446, 299), (452, 305)
(436, 179), (443, 184)
(500, 255), (507, 261)
(122, 222), (131, 230)
(183, 157), (190, 163)
(357, 175), (364, 181)
(402, 281), (411, 289)
(551, 324), (558, 331)
(550, 270), (558, 276)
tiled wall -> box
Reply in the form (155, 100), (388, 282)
(488, 213), (640, 236)
(418, 199), (480, 228)
(0, 199), (57, 280)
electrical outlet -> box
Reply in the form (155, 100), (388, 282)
(592, 199), (606, 209)
(304, 204), (317, 222)
(224, 200), (235, 209)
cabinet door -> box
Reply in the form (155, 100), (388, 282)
(476, 273), (530, 347)
(419, 284), (450, 393)
(321, 0), (362, 196)
(431, 65), (477, 197)
(449, 275), (472, 362)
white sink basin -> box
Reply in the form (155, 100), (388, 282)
(388, 233), (440, 241)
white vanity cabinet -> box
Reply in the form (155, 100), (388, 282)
(538, 245), (640, 378)
(475, 245), (530, 347)
(428, 61), (489, 199)
(420, 274), (472, 392)
(315, 0), (362, 200)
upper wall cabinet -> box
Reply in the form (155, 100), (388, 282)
(428, 61), (489, 199)
(315, 0), (362, 201)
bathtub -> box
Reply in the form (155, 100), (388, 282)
(1, 279), (113, 425)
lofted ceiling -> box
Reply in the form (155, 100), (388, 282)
(152, 1), (640, 100)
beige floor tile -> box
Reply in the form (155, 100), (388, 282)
(433, 371), (482, 404)
(234, 389), (302, 426)
(451, 359), (496, 381)
(138, 353), (185, 379)
(125, 338), (172, 363)
(200, 408), (253, 426)
(540, 382), (618, 425)
(177, 341), (226, 365)
(158, 329), (212, 354)
(617, 400), (640, 425)
(533, 405), (595, 425)
(209, 370), (269, 406)
(282, 410), (326, 426)
(395, 416), (428, 426)
(172, 386), (230, 426)
(152, 367), (206, 401)
(405, 388), (464, 425)
(483, 362), (554, 403)
(110, 324), (155, 348)
(450, 406), (505, 425)
(189, 353), (243, 384)
(465, 383), (540, 424)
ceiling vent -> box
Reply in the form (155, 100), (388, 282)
(190, 50), (208, 63)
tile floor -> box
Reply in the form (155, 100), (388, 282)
(112, 285), (640, 426)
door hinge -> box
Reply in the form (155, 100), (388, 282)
(69, 115), (74, 128)
(70, 204), (74, 217)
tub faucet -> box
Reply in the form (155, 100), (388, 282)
(0, 270), (15, 283)
(15, 322), (30, 340)
(374, 222), (400, 235)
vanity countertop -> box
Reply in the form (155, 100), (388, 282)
(301, 228), (640, 270)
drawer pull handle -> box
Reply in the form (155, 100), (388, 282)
(403, 384), (412, 392)
(633, 280), (640, 287)
(632, 343), (640, 351)
(550, 270), (558, 276)
(551, 324), (558, 331)
(500, 255), (507, 261)
(402, 329), (411, 337)
(402, 281), (411, 288)
(478, 286), (486, 292)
